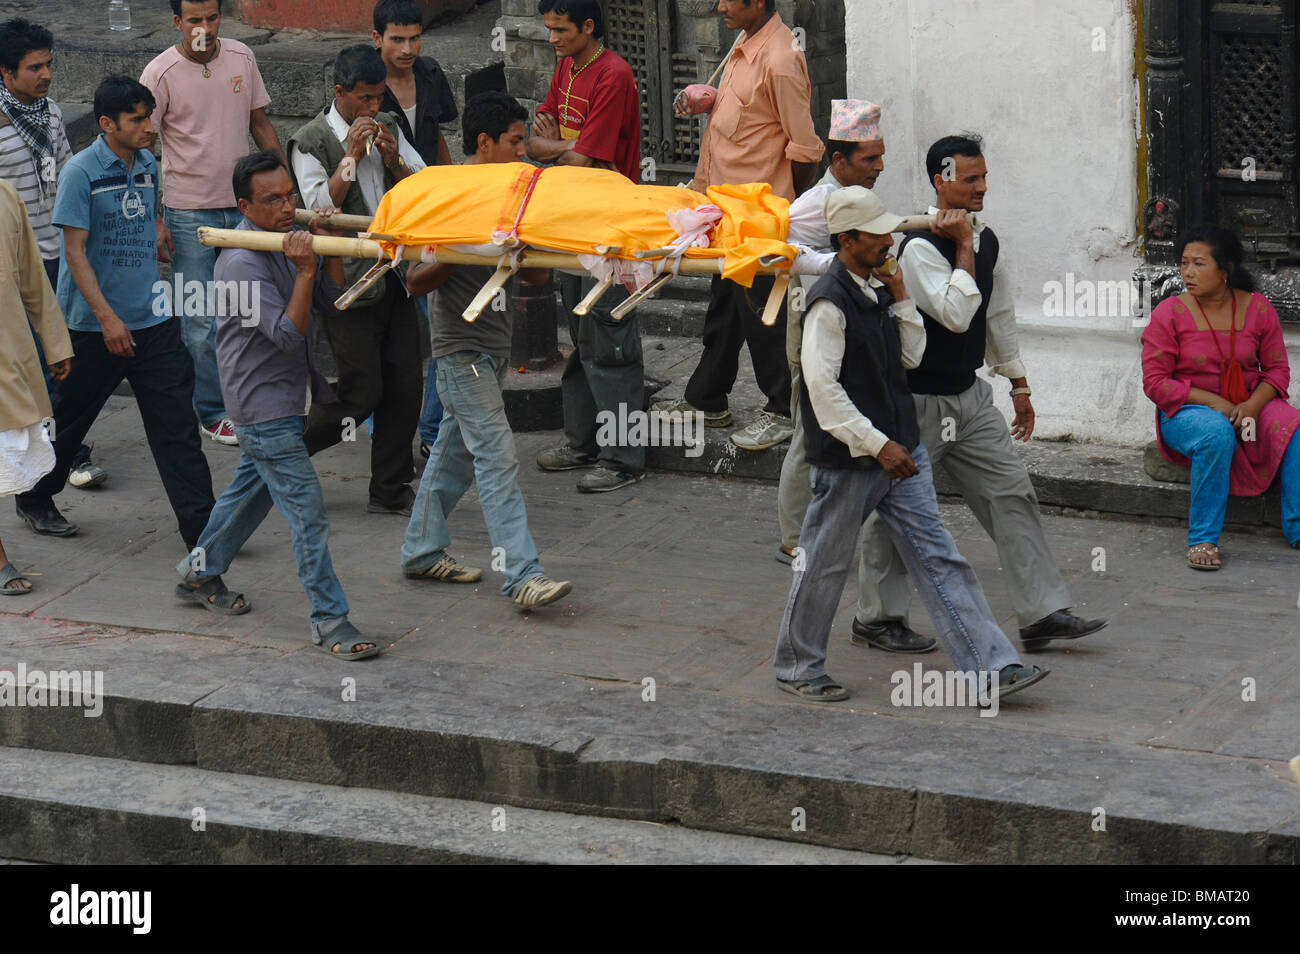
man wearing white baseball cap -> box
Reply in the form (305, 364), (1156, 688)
(773, 185), (1047, 705)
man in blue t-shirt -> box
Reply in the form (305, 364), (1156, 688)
(15, 76), (215, 554)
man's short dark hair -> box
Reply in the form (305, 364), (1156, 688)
(826, 140), (867, 164)
(831, 229), (861, 251)
(334, 44), (388, 91)
(743, 0), (777, 11)
(0, 18), (54, 75)
(537, 0), (604, 39)
(373, 0), (423, 36)
(233, 150), (288, 204)
(926, 134), (983, 186)
(462, 91), (528, 155)
(170, 0), (224, 17)
(93, 75), (155, 124)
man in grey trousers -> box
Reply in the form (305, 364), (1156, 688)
(775, 99), (935, 655)
(856, 134), (1106, 652)
(773, 186), (1046, 704)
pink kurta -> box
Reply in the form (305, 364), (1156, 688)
(1141, 292), (1300, 496)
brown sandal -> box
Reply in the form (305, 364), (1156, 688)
(1187, 543), (1221, 570)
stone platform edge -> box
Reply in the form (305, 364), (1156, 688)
(0, 635), (1294, 866)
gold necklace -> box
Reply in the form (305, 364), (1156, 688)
(561, 43), (604, 123)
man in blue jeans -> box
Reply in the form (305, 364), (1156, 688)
(774, 186), (1046, 704)
(175, 151), (377, 660)
(400, 92), (571, 609)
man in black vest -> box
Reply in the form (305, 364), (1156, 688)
(287, 45), (425, 515)
(857, 135), (1106, 651)
(773, 186), (1046, 704)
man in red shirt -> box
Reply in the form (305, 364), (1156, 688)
(527, 0), (640, 181)
(528, 0), (648, 494)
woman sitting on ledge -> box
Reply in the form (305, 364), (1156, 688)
(1141, 225), (1300, 569)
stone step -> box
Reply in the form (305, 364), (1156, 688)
(0, 631), (1294, 864)
(0, 747), (895, 864)
(643, 425), (1286, 531)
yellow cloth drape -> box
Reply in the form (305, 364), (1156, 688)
(367, 164), (794, 286)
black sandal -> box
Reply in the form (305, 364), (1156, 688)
(175, 576), (251, 615)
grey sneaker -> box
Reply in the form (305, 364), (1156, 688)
(68, 445), (107, 489)
(651, 399), (731, 428)
(404, 555), (483, 583)
(513, 574), (572, 609)
(537, 444), (598, 471)
(577, 466), (646, 493)
(730, 412), (793, 451)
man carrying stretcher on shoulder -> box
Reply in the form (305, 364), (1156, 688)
(398, 92), (573, 610)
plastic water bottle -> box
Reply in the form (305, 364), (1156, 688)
(109, 0), (131, 31)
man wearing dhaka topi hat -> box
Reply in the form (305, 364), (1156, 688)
(772, 185), (1047, 706)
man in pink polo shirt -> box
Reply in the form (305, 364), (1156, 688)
(140, 0), (283, 447)
(656, 0), (823, 453)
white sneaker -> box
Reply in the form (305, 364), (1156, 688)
(730, 412), (793, 451)
(513, 575), (572, 609)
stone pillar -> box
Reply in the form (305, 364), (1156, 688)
(509, 274), (561, 370)
(1134, 0), (1187, 311)
(1141, 0), (1187, 266)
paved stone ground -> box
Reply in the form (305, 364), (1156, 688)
(2, 376), (1297, 756)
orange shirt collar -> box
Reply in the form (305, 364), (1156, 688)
(734, 11), (784, 62)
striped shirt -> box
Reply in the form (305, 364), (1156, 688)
(0, 98), (73, 261)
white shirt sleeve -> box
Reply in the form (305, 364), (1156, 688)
(898, 237), (981, 333)
(892, 297), (927, 370)
(398, 130), (425, 172)
(786, 183), (832, 249)
(801, 299), (891, 459)
(786, 183), (835, 277)
(291, 145), (332, 214)
(982, 255), (1027, 379)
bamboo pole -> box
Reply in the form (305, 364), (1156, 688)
(293, 209), (373, 232)
(893, 212), (979, 232)
(285, 209), (975, 242)
(197, 226), (739, 273)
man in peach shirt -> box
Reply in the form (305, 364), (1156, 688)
(656, 0), (824, 452)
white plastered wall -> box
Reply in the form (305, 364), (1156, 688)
(845, 0), (1174, 445)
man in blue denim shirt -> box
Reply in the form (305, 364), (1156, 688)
(175, 151), (378, 660)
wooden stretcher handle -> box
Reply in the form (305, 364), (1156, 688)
(573, 275), (615, 316)
(462, 262), (517, 323)
(761, 275), (791, 327)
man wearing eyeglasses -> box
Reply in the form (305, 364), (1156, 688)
(174, 150), (381, 660)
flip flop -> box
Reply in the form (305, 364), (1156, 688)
(175, 576), (251, 615)
(313, 619), (380, 662)
(0, 562), (34, 596)
(776, 674), (850, 703)
(1187, 543), (1221, 570)
(993, 664), (1050, 701)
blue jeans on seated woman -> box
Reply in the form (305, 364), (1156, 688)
(1159, 403), (1300, 547)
